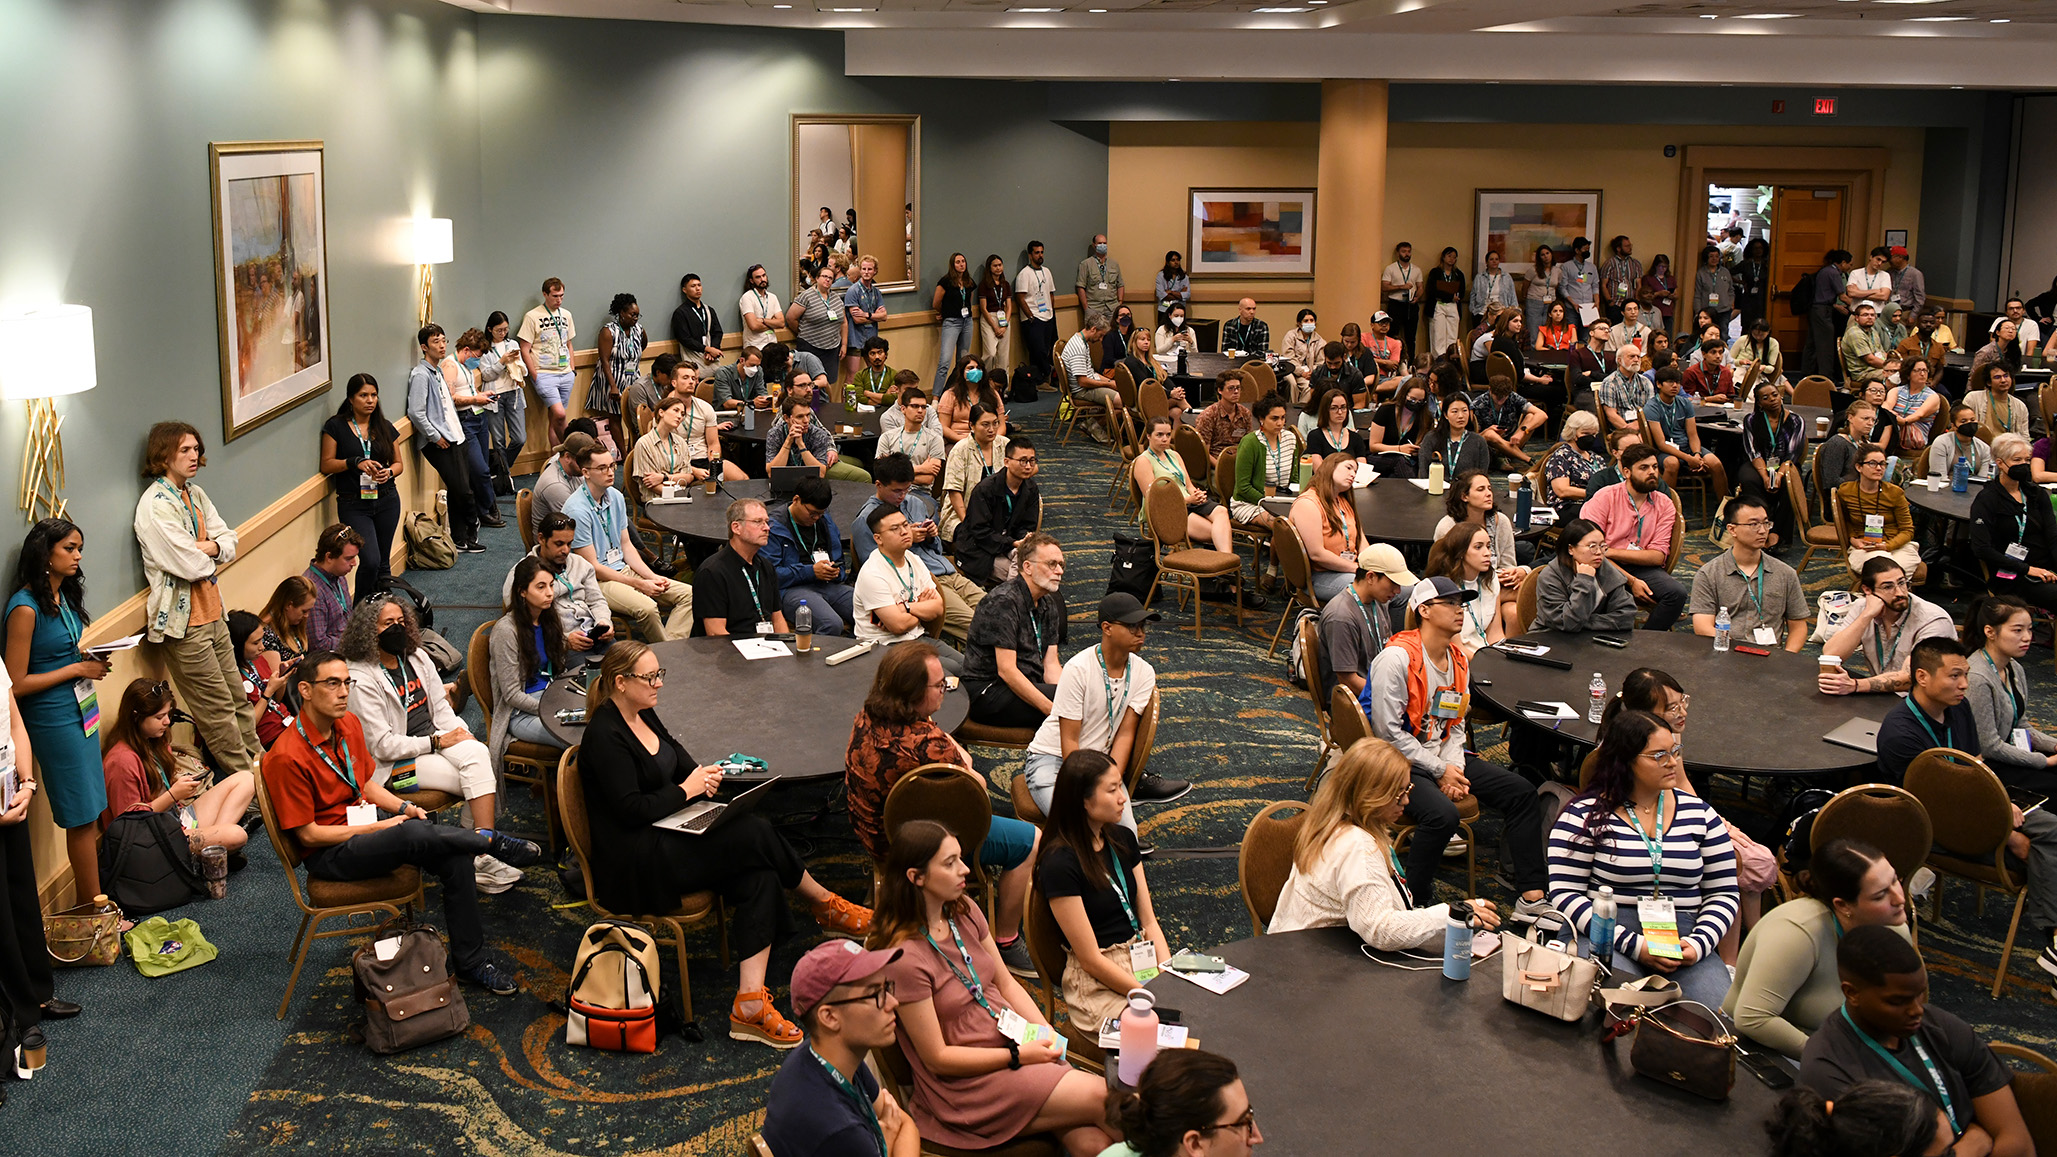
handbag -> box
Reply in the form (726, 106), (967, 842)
(124, 916), (218, 977)
(1596, 973), (1680, 1027)
(44, 897), (124, 968)
(352, 920), (469, 1054)
(1612, 999), (1738, 1101)
(1810, 589), (1857, 644)
(1499, 908), (1605, 1022)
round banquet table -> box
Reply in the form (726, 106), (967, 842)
(718, 405), (881, 476)
(1261, 475), (1520, 549)
(1470, 630), (1895, 778)
(641, 478), (876, 544)
(1692, 403), (1833, 444)
(535, 636), (967, 778)
(1134, 927), (1780, 1152)
(1905, 476), (1982, 523)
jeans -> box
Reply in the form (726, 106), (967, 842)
(457, 412), (500, 520)
(488, 389), (527, 466)
(936, 316), (975, 392)
(1399, 756), (1546, 905)
(1595, 907), (1733, 1011)
(1386, 300), (1421, 365)
(420, 439), (478, 541)
(1023, 749), (1136, 831)
(1311, 569), (1354, 603)
(306, 819), (493, 971)
(781, 582), (855, 637)
(1622, 563), (1687, 631)
(338, 488), (400, 602)
(506, 711), (560, 747)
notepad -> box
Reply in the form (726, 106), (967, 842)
(1164, 963), (1251, 996)
(732, 638), (792, 660)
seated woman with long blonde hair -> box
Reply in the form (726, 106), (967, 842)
(1270, 738), (1500, 949)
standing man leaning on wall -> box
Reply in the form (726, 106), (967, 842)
(518, 277), (576, 449)
(1076, 233), (1123, 335)
(1014, 241), (1058, 389)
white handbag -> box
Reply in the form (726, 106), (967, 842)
(1500, 909), (1605, 1023)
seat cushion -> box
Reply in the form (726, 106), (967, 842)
(306, 866), (422, 909)
(1010, 776), (1045, 827)
(957, 719), (1036, 748)
(505, 741), (562, 768)
(1804, 526), (1841, 546)
(394, 788), (460, 813)
(1456, 796), (1482, 822)
(1160, 548), (1241, 574)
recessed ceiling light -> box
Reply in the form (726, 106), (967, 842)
(1734, 12), (1798, 17)
(1871, 0), (1952, 5)
(774, 4), (791, 7)
(827, 6), (870, 10)
(1006, 6), (1064, 10)
(1908, 14), (1970, 19)
(1990, 16), (2009, 21)
(1699, 13), (1718, 17)
(1253, 6), (1310, 11)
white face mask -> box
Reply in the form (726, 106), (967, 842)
(1300, 322), (1316, 335)
(1170, 315), (1185, 328)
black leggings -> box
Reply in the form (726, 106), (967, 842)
(658, 814), (805, 961)
(0, 821), (53, 1034)
(338, 488), (400, 602)
(419, 440), (478, 541)
(968, 677), (1056, 729)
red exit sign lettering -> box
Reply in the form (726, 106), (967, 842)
(1814, 97), (1838, 116)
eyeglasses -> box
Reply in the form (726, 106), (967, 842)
(1860, 458), (1888, 469)
(310, 676), (355, 690)
(740, 517), (773, 527)
(928, 679), (950, 691)
(1640, 744), (1684, 764)
(820, 979), (896, 1010)
(1010, 457), (1039, 468)
(624, 669), (667, 685)
(1200, 1107), (1259, 1141)
(1730, 519), (1773, 530)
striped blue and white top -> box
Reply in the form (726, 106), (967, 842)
(1546, 791), (1740, 963)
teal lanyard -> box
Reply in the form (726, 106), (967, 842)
(595, 494), (619, 555)
(1387, 846), (1412, 908)
(1095, 644), (1130, 734)
(1622, 790), (1668, 898)
(1103, 841), (1143, 936)
(809, 1047), (887, 1157)
(321, 571), (350, 612)
(1349, 588), (1387, 653)
(1736, 559), (1765, 619)
(1911, 703), (1953, 751)
(925, 916), (1001, 1022)
(1462, 577), (1490, 641)
(1984, 650), (2024, 729)
(158, 479), (200, 537)
(888, 556), (919, 603)
(1447, 433), (1467, 465)
(788, 513), (819, 556)
(1839, 1007), (1960, 1134)
(55, 600), (84, 651)
(296, 716), (359, 799)
(1149, 450), (1187, 489)
(1872, 615), (1906, 674)
(1027, 600), (1044, 653)
(1627, 491), (1648, 546)
(741, 563), (768, 623)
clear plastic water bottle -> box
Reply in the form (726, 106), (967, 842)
(1588, 672), (1607, 723)
(1117, 988), (1160, 1086)
(1443, 901), (1475, 981)
(1590, 886), (1617, 969)
(1885, 455), (1900, 484)
(794, 603), (813, 653)
(1953, 455), (1971, 494)
(1713, 606), (1731, 652)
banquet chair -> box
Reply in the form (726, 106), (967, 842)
(1791, 375), (1835, 409)
(751, 1135), (775, 1157)
(1052, 352), (1108, 448)
(1020, 882), (1107, 1071)
(1122, 690), (1162, 799)
(1793, 462), (1839, 574)
(1512, 566), (1543, 634)
(1111, 360), (1140, 413)
(1174, 423), (1211, 488)
(466, 622), (563, 853)
(1239, 799), (1309, 935)
(1989, 1043), (2057, 1155)
(1140, 381), (1171, 425)
(883, 763), (997, 925)
(1904, 748), (2029, 997)
(1809, 782), (1934, 894)
(1240, 359), (1279, 400)
(1265, 520), (1319, 658)
(1143, 479), (1244, 640)
(871, 1040), (1064, 1157)
(516, 489), (536, 551)
(1299, 616), (1334, 792)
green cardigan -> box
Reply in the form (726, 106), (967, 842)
(1233, 429), (1301, 506)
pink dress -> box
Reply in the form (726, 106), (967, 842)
(885, 903), (1069, 1148)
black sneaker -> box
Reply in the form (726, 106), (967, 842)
(480, 829), (544, 868)
(996, 936), (1037, 978)
(2038, 934), (2057, 979)
(457, 959), (519, 996)
(1133, 773), (1191, 804)
(459, 539), (488, 554)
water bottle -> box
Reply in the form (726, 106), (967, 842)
(1116, 988), (1160, 1086)
(1885, 455), (1899, 484)
(1713, 606), (1731, 652)
(794, 603), (813, 654)
(1588, 671), (1607, 723)
(1511, 472), (1532, 530)
(1176, 345), (1188, 377)
(743, 404), (756, 432)
(1590, 887), (1617, 969)
(1953, 455), (1971, 494)
(1443, 901), (1474, 981)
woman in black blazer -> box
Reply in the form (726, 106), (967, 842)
(578, 640), (873, 1049)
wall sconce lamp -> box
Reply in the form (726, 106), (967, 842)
(0, 305), (97, 522)
(411, 218), (454, 328)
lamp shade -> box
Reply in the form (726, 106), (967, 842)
(411, 218), (454, 266)
(0, 305), (97, 401)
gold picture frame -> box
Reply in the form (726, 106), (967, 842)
(209, 139), (332, 442)
(790, 114), (920, 298)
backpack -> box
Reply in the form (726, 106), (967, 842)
(1787, 273), (1813, 319)
(418, 629), (463, 678)
(1284, 608), (1321, 690)
(404, 511), (456, 570)
(97, 809), (205, 916)
(352, 919), (469, 1054)
(1106, 533), (1158, 602)
(565, 920), (661, 1053)
(1004, 365), (1036, 405)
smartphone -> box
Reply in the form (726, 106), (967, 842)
(555, 708), (588, 725)
(1734, 644), (1772, 656)
(1473, 678), (1492, 688)
(1593, 635), (1628, 648)
(1739, 1049), (1796, 1090)
(1169, 950), (1226, 974)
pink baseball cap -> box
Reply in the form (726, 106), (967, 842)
(790, 939), (903, 1019)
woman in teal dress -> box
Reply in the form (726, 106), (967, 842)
(4, 519), (111, 901)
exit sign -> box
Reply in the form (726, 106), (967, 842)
(1814, 96), (1838, 116)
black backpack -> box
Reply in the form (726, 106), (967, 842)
(1787, 273), (1813, 318)
(1106, 533), (1158, 601)
(99, 810), (206, 916)
(1003, 365), (1036, 405)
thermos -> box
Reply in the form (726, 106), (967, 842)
(743, 404), (756, 432)
(1591, 886), (1617, 968)
(1444, 901), (1474, 981)
(1427, 461), (1446, 495)
(1511, 472), (1531, 530)
(1116, 988), (1160, 1085)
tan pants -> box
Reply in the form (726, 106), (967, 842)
(980, 320), (1010, 368)
(1062, 941), (1143, 1032)
(936, 571), (985, 643)
(161, 618), (261, 777)
(603, 579), (693, 642)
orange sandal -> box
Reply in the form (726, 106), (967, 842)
(729, 989), (803, 1049)
(812, 893), (873, 938)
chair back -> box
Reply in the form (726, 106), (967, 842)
(1212, 446), (1238, 506)
(1174, 424), (1211, 488)
(1327, 685), (1371, 750)
(2041, 381), (2057, 434)
(696, 376), (715, 402)
(1051, 346), (1073, 397)
(1991, 1043), (2057, 1156)
(1272, 514), (1312, 588)
(1792, 375), (1835, 408)
(884, 764), (994, 870)
(1904, 748), (2013, 861)
(1486, 351), (1517, 387)
(1300, 616), (1330, 726)
(1513, 565), (1544, 634)
(1124, 689), (1162, 793)
(1829, 489), (1852, 552)
(1022, 882), (1073, 1005)
(1241, 360), (1279, 399)
(1112, 361), (1140, 412)
(467, 621), (498, 732)
(1239, 800), (1308, 934)
(1664, 504), (1684, 571)
(1145, 478), (1191, 551)
(252, 765), (306, 874)
(1783, 464), (1814, 532)
(1810, 782), (1934, 890)
(516, 489), (536, 551)
(555, 747), (602, 906)
(1140, 381), (1171, 424)
(750, 1135), (775, 1157)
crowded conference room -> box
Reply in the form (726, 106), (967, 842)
(5, 0), (2057, 1153)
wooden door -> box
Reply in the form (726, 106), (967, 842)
(1771, 187), (1844, 361)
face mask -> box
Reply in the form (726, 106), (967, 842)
(1300, 322), (1316, 335)
(1576, 434), (1602, 454)
(2010, 463), (2034, 483)
(1959, 422), (1979, 440)
(965, 368), (984, 384)
(1094, 243), (1107, 256)
(377, 624), (410, 657)
(1406, 397), (1428, 412)
(1170, 316), (1185, 328)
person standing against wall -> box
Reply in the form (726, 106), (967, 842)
(1075, 233), (1123, 333)
(406, 324), (484, 555)
(787, 267), (849, 393)
(442, 328), (504, 529)
(318, 374), (403, 601)
(1381, 243), (1424, 365)
(1600, 236), (1643, 325)
(1426, 248), (1466, 364)
(671, 273), (723, 372)
(843, 255), (889, 386)
(1014, 241), (1058, 389)
(932, 252), (978, 392)
(517, 277), (575, 449)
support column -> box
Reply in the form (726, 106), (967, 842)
(1314, 79), (1389, 335)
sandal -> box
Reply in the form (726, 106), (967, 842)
(812, 893), (873, 939)
(729, 989), (803, 1049)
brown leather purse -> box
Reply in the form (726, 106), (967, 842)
(1614, 999), (1737, 1101)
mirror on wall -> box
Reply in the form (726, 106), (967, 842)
(792, 115), (919, 296)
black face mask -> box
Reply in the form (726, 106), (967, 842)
(1406, 397), (1428, 411)
(2010, 463), (2034, 483)
(377, 624), (411, 657)
(1576, 434), (1602, 454)
(1958, 422), (1979, 441)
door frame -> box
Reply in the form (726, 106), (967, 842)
(1674, 145), (1890, 284)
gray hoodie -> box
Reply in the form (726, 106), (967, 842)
(1533, 559), (1638, 632)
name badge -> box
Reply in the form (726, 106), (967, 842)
(346, 802), (378, 827)
(2013, 727), (2033, 750)
(1618, 281), (1630, 296)
(1638, 897), (1684, 959)
(811, 550), (831, 565)
(1751, 627), (1776, 646)
(960, 306), (970, 318)
(604, 548), (626, 571)
(1432, 688), (1464, 719)
(359, 471), (380, 500)
(2007, 542), (2030, 562)
(1129, 940), (1161, 982)
(756, 621), (775, 635)
(1864, 514), (1885, 537)
(1708, 294), (1720, 305)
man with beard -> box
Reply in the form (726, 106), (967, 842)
(1579, 443), (1685, 630)
(1818, 557), (1956, 697)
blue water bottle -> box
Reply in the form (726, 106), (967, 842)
(1953, 455), (1970, 494)
(1511, 472), (1532, 530)
(1444, 901), (1474, 981)
(1590, 886), (1617, 969)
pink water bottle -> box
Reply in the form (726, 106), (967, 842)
(1116, 987), (1160, 1086)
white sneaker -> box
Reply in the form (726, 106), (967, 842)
(1909, 866), (1936, 908)
(1442, 838), (1469, 859)
(473, 854), (524, 893)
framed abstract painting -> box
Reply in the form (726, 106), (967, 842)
(1188, 189), (1315, 277)
(1473, 190), (1602, 279)
(209, 140), (332, 441)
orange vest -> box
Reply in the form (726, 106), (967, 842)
(1387, 629), (1469, 746)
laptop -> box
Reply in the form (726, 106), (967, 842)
(651, 777), (775, 836)
(767, 465), (818, 505)
(1822, 717), (1883, 755)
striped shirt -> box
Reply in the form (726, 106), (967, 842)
(1546, 792), (1739, 962)
(792, 287), (845, 349)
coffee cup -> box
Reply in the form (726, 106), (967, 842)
(1815, 416), (1830, 436)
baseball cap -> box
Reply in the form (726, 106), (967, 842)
(553, 431), (599, 458)
(1356, 543), (1419, 585)
(1889, 245), (1908, 257)
(1099, 592), (1163, 626)
(1407, 575), (1479, 611)
(789, 939), (904, 1020)
(1371, 311), (1392, 325)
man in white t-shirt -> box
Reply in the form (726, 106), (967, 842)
(1019, 593), (1188, 838)
(1995, 297), (2043, 349)
(738, 264), (783, 352)
(517, 277), (576, 447)
(852, 506), (963, 674)
(1380, 242), (1425, 365)
(1013, 240), (1059, 388)
(1845, 248), (1895, 310)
